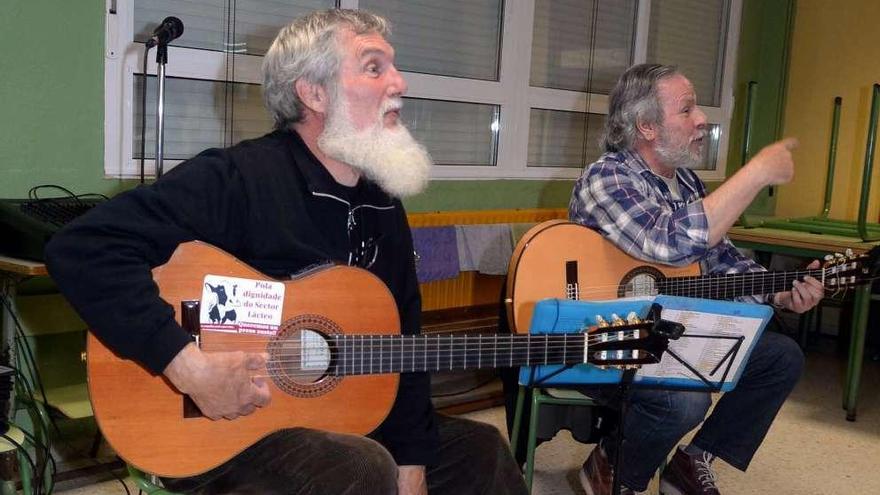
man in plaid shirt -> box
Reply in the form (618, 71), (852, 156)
(571, 64), (824, 495)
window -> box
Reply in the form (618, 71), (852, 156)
(527, 110), (605, 169)
(360, 0), (503, 81)
(105, 0), (741, 180)
(402, 98), (499, 167)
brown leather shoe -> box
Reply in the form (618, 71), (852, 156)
(659, 446), (721, 495)
(579, 445), (642, 495)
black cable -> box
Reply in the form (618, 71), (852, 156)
(0, 296), (131, 495)
(140, 43), (151, 184)
(6, 305), (54, 494)
(13, 329), (129, 495)
(27, 185), (80, 204)
(12, 367), (53, 494)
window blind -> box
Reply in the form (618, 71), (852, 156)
(361, 0), (503, 81)
(402, 98), (499, 166)
(134, 0), (334, 55)
(134, 76), (272, 160)
(530, 0), (637, 94)
(647, 0), (729, 107)
(527, 110), (605, 168)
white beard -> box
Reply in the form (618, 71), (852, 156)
(655, 126), (703, 170)
(317, 95), (432, 198)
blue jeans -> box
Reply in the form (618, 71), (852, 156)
(601, 330), (804, 491)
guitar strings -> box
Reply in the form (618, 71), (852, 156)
(195, 332), (653, 377)
(194, 331), (638, 348)
(571, 268), (829, 296)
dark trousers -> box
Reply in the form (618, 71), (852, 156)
(163, 414), (528, 495)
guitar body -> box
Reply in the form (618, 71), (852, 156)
(506, 220), (700, 334)
(87, 242), (400, 477)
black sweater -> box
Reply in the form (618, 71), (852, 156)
(45, 129), (438, 466)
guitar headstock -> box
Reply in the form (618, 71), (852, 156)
(585, 304), (677, 369)
(823, 246), (880, 292)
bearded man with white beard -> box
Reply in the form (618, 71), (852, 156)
(563, 64), (824, 495)
(45, 9), (527, 495)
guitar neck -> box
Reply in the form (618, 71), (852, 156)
(659, 268), (824, 299)
(330, 334), (588, 376)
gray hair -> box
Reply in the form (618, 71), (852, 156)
(262, 9), (390, 129)
(602, 63), (679, 152)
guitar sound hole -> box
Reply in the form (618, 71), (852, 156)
(618, 267), (665, 298)
(271, 329), (331, 384)
(267, 314), (343, 398)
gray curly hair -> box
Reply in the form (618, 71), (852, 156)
(602, 63), (680, 152)
(262, 9), (390, 129)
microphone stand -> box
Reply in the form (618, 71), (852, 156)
(153, 42), (169, 179)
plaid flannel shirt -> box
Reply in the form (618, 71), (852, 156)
(569, 149), (768, 304)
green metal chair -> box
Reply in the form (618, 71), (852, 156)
(510, 385), (600, 493)
(127, 465), (182, 495)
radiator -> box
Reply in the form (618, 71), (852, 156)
(407, 208), (567, 311)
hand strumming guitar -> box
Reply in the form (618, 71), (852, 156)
(164, 343), (272, 420)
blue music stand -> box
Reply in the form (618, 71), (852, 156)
(517, 296), (772, 495)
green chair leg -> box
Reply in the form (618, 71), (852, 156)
(521, 388), (605, 493)
(510, 385), (526, 456)
(843, 286), (871, 420)
(525, 389), (542, 492)
(17, 448), (32, 495)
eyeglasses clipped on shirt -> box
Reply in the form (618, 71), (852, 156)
(348, 235), (381, 269)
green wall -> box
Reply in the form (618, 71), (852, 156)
(404, 180), (573, 212)
(0, 1), (122, 197)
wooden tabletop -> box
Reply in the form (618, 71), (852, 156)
(729, 226), (880, 255)
(0, 255), (48, 277)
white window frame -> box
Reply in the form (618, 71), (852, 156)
(104, 0), (741, 181)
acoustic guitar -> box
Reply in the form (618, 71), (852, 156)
(506, 220), (880, 334)
(87, 241), (672, 477)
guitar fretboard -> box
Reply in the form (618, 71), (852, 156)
(657, 269), (825, 299)
(330, 334), (589, 376)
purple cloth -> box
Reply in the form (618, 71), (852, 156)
(411, 226), (460, 283)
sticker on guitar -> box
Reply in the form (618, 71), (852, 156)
(201, 275), (285, 335)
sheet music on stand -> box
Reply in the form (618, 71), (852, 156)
(519, 295), (774, 392)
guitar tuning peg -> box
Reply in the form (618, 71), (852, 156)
(626, 311), (640, 324)
(610, 313), (625, 326)
(845, 248), (854, 258)
(835, 252), (846, 259)
(594, 315), (609, 328)
(824, 254), (835, 261)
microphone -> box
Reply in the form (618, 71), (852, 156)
(145, 16), (184, 48)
